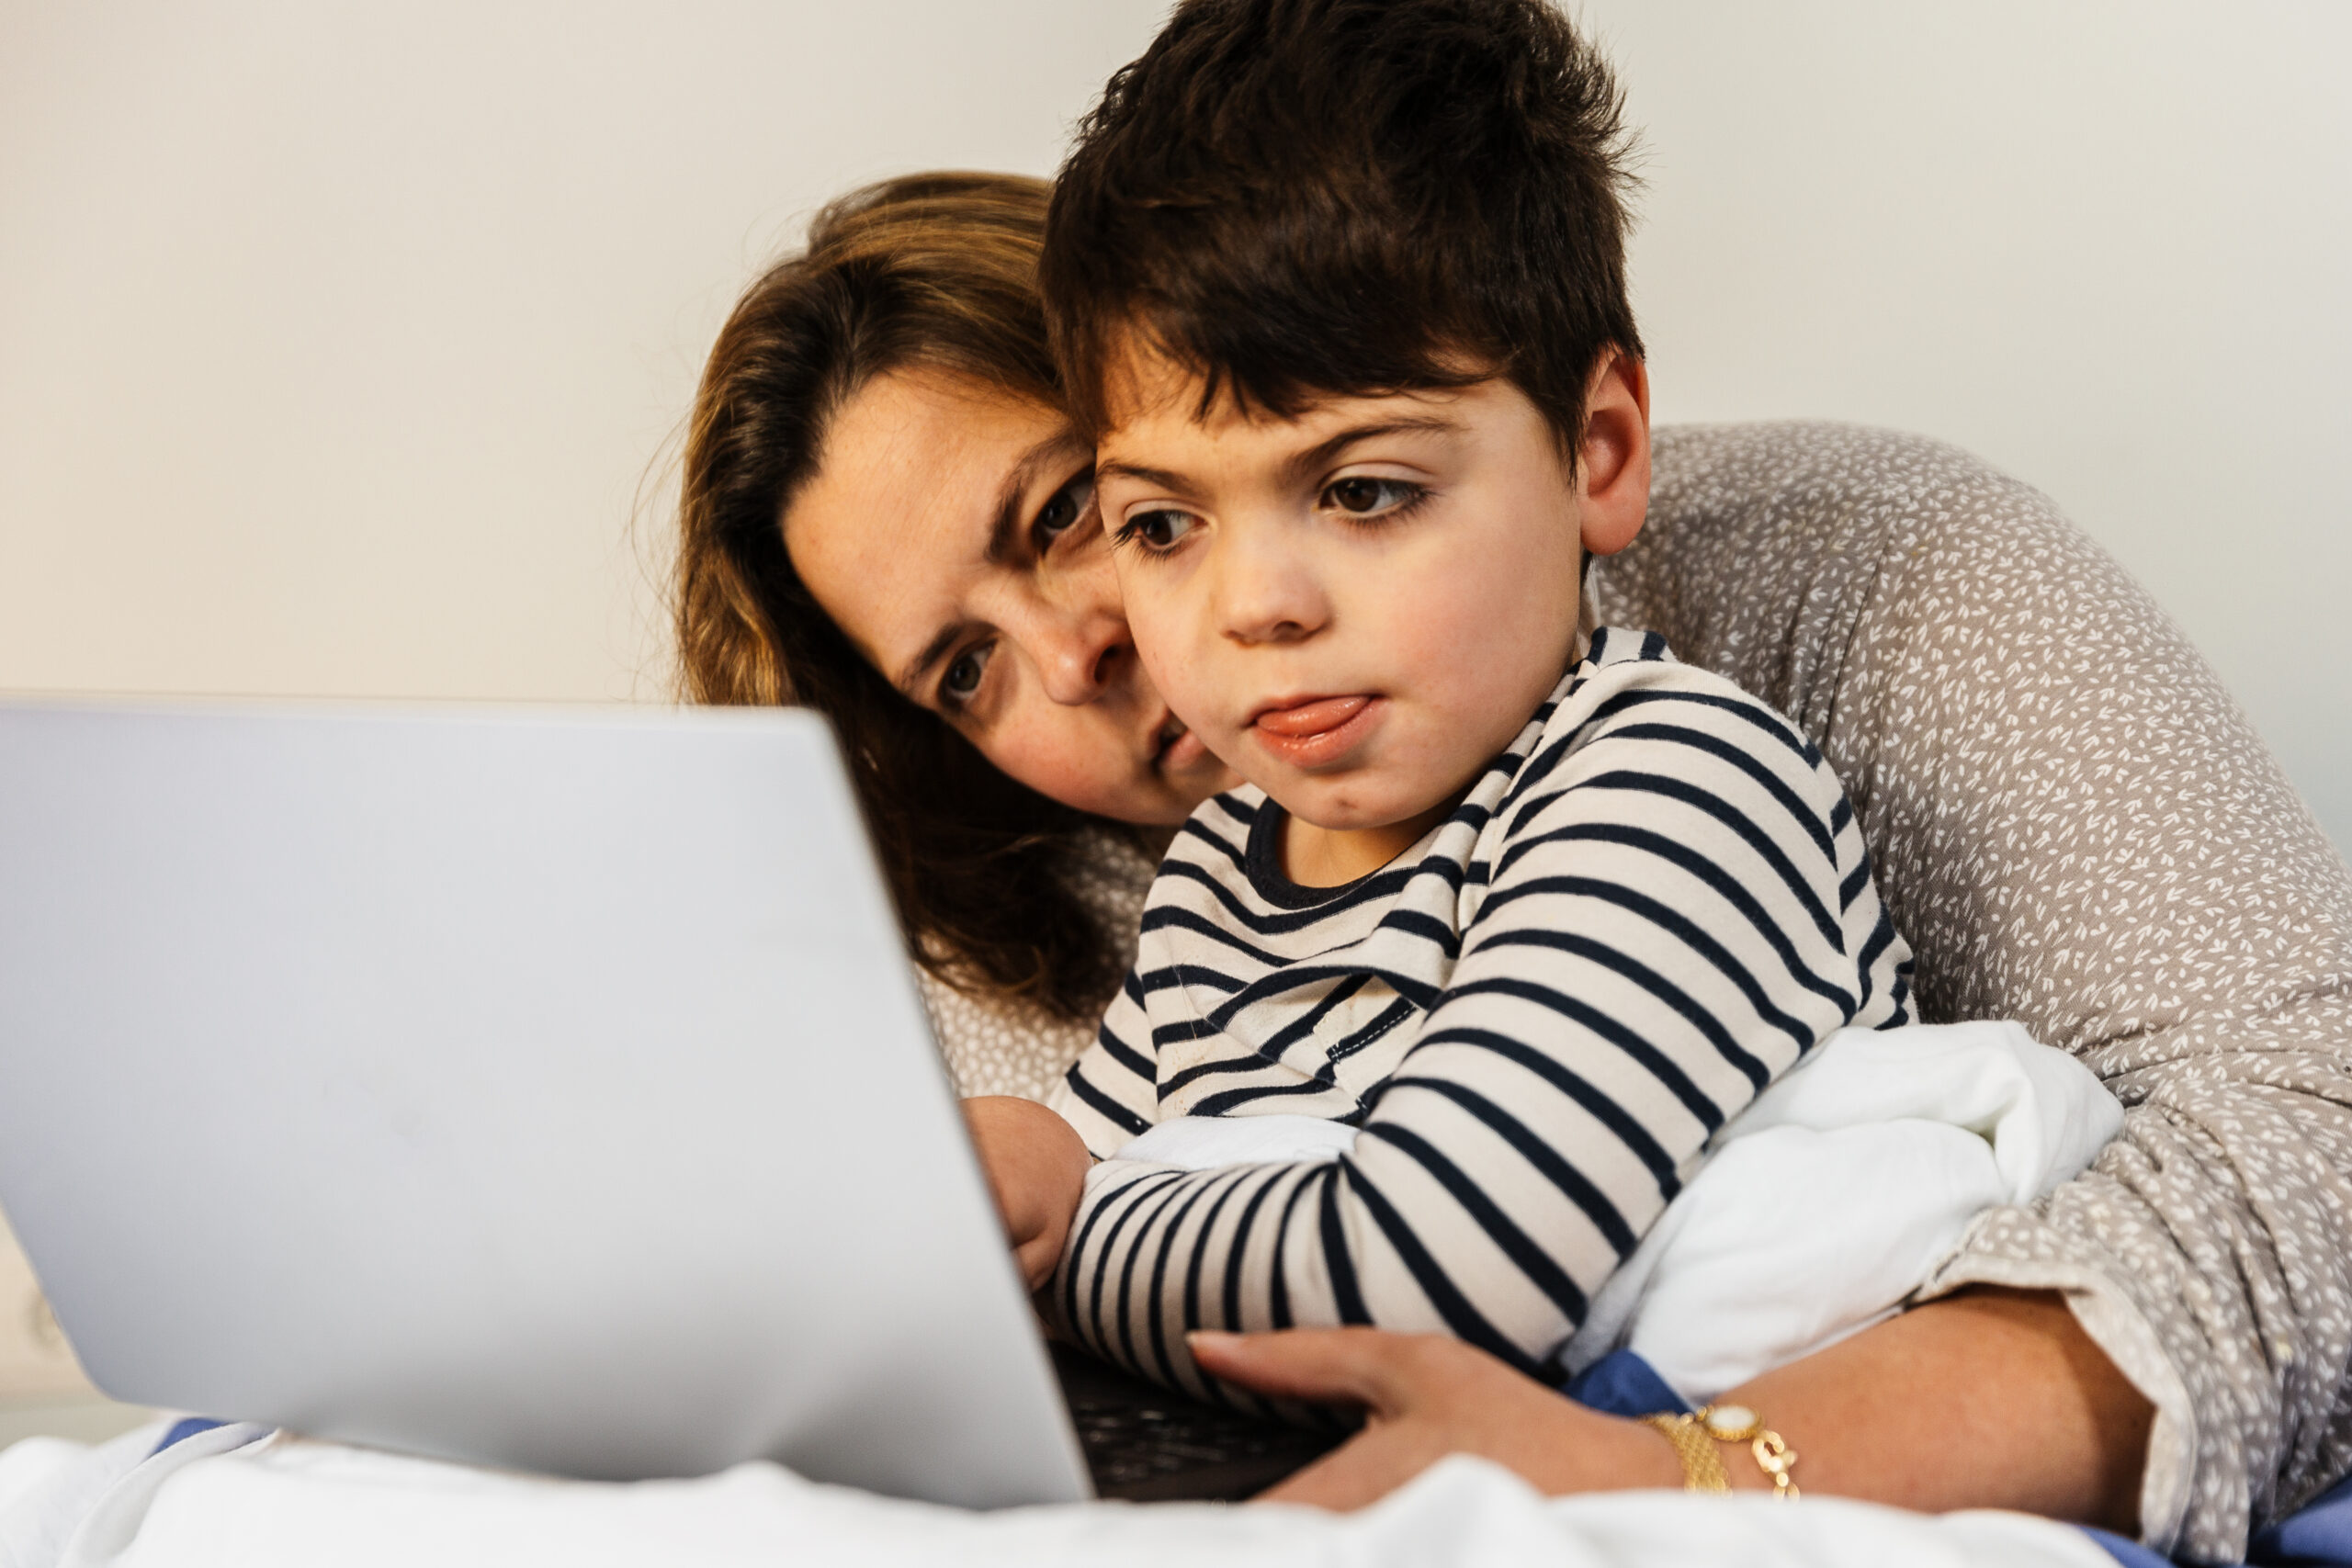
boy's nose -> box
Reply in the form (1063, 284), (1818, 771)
(1216, 536), (1329, 648)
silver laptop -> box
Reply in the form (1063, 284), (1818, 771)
(0, 700), (1091, 1506)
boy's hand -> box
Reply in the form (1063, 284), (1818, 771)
(960, 1096), (1091, 1291)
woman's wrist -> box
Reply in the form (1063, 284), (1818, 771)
(1641, 1404), (1798, 1496)
(1603, 1416), (1695, 1494)
(1710, 1287), (2152, 1529)
(1196, 1288), (2152, 1524)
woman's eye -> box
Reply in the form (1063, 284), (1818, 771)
(1123, 509), (1198, 551)
(1034, 475), (1095, 547)
(941, 641), (994, 705)
(1323, 476), (1418, 516)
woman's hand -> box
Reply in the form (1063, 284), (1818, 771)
(959, 1096), (1091, 1291)
(1189, 1327), (1683, 1507)
(1193, 1289), (2153, 1528)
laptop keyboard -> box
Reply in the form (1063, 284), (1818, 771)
(1050, 1343), (1346, 1503)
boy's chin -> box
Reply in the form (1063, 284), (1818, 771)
(1265, 778), (1453, 837)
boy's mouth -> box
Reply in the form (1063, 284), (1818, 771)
(1250, 694), (1380, 770)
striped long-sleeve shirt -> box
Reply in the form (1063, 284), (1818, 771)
(1046, 627), (1916, 1402)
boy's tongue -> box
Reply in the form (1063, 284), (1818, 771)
(1255, 695), (1370, 738)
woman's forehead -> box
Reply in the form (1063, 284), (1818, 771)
(783, 368), (1080, 688)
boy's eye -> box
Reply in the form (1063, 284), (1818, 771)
(941, 641), (994, 705)
(1034, 474), (1096, 547)
(1323, 476), (1419, 516)
(1122, 509), (1199, 551)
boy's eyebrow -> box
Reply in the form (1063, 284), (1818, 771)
(1277, 417), (1462, 485)
(1091, 457), (1195, 493)
(1095, 416), (1464, 494)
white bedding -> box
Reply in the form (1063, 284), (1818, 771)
(0, 1419), (2113, 1568)
(0, 1021), (2125, 1567)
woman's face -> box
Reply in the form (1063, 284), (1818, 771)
(784, 367), (1237, 826)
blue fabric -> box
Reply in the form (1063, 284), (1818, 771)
(150, 1416), (226, 1457)
(2083, 1527), (2175, 1568)
(2249, 1466), (2352, 1565)
(2079, 1471), (2352, 1568)
(1555, 1350), (1690, 1418)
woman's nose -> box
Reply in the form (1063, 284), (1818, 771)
(1034, 604), (1131, 706)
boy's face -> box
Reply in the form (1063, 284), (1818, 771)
(1096, 353), (1634, 849)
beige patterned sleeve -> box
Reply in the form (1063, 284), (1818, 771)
(1598, 422), (2352, 1563)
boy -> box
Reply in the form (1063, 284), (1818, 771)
(978, 0), (1913, 1402)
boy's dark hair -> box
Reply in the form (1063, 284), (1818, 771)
(1043, 0), (1641, 457)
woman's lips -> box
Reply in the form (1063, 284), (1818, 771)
(1153, 715), (1209, 773)
(1250, 694), (1380, 770)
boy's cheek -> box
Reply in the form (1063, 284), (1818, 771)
(1129, 614), (1244, 756)
(1121, 587), (1201, 702)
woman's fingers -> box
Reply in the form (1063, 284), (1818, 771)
(1186, 1330), (1463, 1510)
(1196, 1328), (1686, 1508)
(1186, 1326), (1449, 1413)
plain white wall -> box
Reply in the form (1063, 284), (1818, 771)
(0, 0), (1172, 705)
(1599, 1), (2352, 853)
(2, 0), (2346, 869)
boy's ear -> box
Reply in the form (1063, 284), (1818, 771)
(1577, 349), (1651, 558)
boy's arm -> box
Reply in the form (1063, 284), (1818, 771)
(1046, 966), (1163, 1156)
(1054, 670), (1902, 1397)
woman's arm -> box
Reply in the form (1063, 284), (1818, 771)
(1595, 424), (2352, 1558)
(1194, 1285), (2154, 1528)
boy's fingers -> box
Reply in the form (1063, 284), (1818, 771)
(1013, 1234), (1059, 1292)
(1186, 1328), (1416, 1413)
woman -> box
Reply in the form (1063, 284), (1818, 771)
(673, 172), (1215, 1100)
(675, 172), (2352, 1562)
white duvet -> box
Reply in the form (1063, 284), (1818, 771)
(0, 1019), (2126, 1568)
(0, 1417), (2113, 1568)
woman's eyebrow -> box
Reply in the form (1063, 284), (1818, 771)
(893, 431), (1081, 700)
(894, 619), (974, 701)
(985, 432), (1086, 566)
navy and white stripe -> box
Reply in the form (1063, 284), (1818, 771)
(1046, 628), (1915, 1403)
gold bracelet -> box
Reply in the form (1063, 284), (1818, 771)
(1641, 1404), (1801, 1500)
(1640, 1412), (1728, 1492)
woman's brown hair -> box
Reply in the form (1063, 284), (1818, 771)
(675, 172), (1124, 1021)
